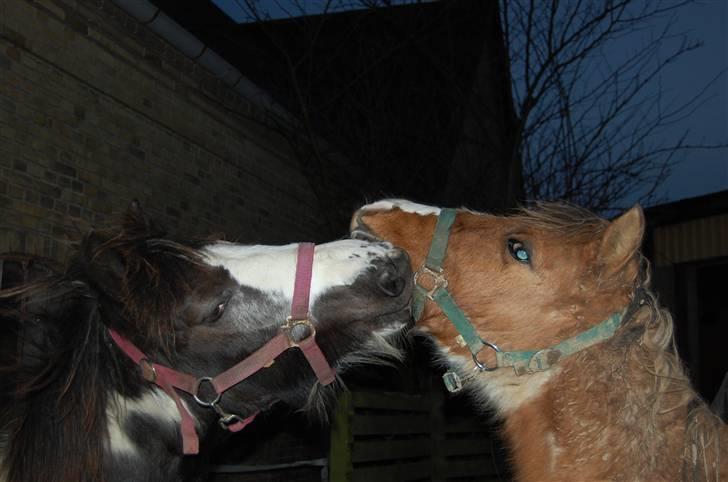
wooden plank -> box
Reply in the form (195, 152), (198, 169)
(334, 389), (504, 482)
(440, 438), (493, 457)
(351, 460), (431, 482)
(443, 457), (501, 478)
(352, 414), (430, 435)
(444, 419), (492, 434)
(329, 391), (353, 482)
(351, 438), (431, 463)
(430, 386), (446, 482)
(352, 391), (431, 412)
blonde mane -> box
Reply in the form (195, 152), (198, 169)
(625, 266), (723, 480)
(511, 202), (609, 240)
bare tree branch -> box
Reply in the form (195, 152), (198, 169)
(501, 0), (727, 213)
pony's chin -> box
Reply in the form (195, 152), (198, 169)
(298, 311), (411, 423)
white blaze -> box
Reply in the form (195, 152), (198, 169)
(203, 240), (392, 302)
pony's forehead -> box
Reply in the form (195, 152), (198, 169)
(355, 201), (607, 241)
(202, 241), (298, 259)
(200, 240), (393, 300)
(200, 243), (300, 293)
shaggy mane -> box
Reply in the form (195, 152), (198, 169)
(0, 223), (212, 482)
(98, 231), (210, 355)
(616, 260), (722, 480)
(510, 202), (609, 240)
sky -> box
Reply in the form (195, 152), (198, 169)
(211, 0), (428, 22)
(213, 0), (727, 206)
(646, 0), (728, 203)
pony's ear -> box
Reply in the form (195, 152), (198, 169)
(122, 199), (164, 239)
(82, 200), (163, 299)
(82, 231), (125, 300)
(598, 205), (645, 274)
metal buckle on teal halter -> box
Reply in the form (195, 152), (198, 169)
(413, 262), (495, 364)
(412, 208), (458, 320)
(412, 265), (447, 320)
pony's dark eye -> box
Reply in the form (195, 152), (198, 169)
(508, 239), (531, 264)
(208, 302), (226, 323)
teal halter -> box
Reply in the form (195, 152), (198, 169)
(413, 208), (627, 393)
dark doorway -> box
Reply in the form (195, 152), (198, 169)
(674, 257), (728, 402)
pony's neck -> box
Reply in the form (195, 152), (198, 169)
(2, 315), (112, 482)
(102, 347), (236, 481)
(103, 386), (217, 482)
(103, 363), (239, 482)
(1, 321), (213, 482)
(497, 319), (722, 482)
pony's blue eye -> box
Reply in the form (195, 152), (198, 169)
(508, 239), (531, 264)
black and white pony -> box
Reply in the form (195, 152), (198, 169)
(0, 203), (412, 482)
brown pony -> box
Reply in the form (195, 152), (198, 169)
(352, 199), (726, 482)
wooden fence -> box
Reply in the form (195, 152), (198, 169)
(329, 390), (506, 482)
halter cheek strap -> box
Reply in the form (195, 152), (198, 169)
(110, 242), (335, 454)
(413, 208), (488, 357)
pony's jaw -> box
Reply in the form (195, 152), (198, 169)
(442, 351), (559, 417)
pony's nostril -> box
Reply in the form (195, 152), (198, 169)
(376, 262), (406, 297)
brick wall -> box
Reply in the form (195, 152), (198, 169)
(0, 0), (330, 261)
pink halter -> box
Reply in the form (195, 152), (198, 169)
(109, 243), (335, 454)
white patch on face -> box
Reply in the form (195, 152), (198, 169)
(203, 240), (392, 308)
(440, 349), (557, 416)
(359, 199), (442, 217)
(106, 389), (181, 456)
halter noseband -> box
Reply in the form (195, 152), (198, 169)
(414, 209), (631, 393)
(109, 242), (335, 454)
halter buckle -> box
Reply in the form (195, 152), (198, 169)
(526, 348), (562, 373)
(442, 371), (464, 393)
(212, 403), (245, 429)
(282, 317), (316, 347)
(414, 265), (448, 300)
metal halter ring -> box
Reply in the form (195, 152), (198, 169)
(472, 339), (500, 372)
(282, 317), (316, 347)
(193, 376), (221, 407)
(414, 265), (448, 300)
